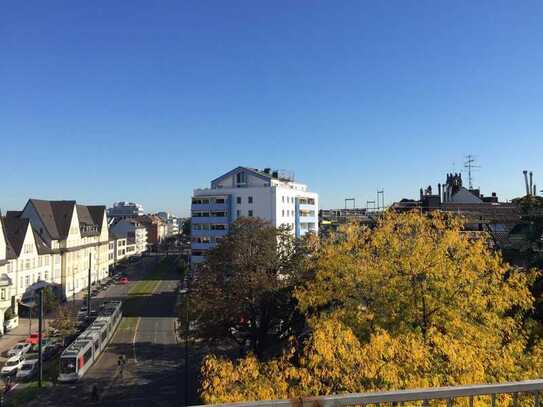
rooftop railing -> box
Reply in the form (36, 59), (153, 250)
(196, 380), (543, 407)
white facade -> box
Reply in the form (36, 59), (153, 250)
(191, 167), (318, 264)
(109, 219), (148, 254)
(20, 200), (110, 300)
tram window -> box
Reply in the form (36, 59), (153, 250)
(101, 331), (107, 342)
(60, 358), (77, 374)
(83, 348), (93, 365)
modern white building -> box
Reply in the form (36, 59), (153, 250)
(107, 202), (144, 220)
(109, 218), (148, 255)
(191, 167), (318, 264)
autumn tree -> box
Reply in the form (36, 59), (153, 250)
(185, 218), (308, 358)
(200, 211), (543, 403)
(49, 302), (78, 338)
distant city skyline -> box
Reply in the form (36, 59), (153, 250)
(2, 1), (543, 216)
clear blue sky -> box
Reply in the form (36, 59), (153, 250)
(2, 1), (543, 216)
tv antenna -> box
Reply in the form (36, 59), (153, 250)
(464, 155), (480, 190)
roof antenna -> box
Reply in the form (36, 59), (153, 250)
(464, 155), (480, 190)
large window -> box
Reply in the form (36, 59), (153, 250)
(248, 196), (253, 204)
(236, 197), (241, 204)
(248, 210), (253, 217)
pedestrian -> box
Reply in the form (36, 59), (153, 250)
(91, 384), (99, 402)
(118, 355), (124, 378)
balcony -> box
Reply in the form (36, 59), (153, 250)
(192, 216), (229, 225)
(192, 229), (228, 238)
(192, 203), (228, 211)
(191, 242), (216, 250)
(195, 379), (543, 407)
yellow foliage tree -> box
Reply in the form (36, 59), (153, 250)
(200, 211), (543, 404)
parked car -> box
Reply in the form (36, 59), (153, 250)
(119, 277), (129, 285)
(16, 359), (38, 380)
(31, 338), (51, 352)
(1, 355), (25, 376)
(7, 342), (31, 358)
(25, 332), (47, 345)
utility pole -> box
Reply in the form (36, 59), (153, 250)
(87, 253), (92, 319)
(38, 287), (44, 388)
(184, 278), (190, 407)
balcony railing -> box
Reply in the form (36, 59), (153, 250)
(194, 379), (543, 407)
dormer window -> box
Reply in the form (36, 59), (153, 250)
(236, 171), (247, 187)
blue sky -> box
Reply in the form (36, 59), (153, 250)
(2, 1), (543, 216)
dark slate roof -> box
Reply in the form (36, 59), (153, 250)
(3, 216), (30, 258)
(87, 206), (106, 229)
(32, 229), (53, 255)
(29, 199), (76, 240)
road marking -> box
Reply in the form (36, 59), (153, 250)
(132, 277), (163, 364)
(132, 317), (141, 364)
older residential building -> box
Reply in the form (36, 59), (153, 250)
(137, 215), (167, 246)
(191, 166), (319, 264)
(107, 202), (144, 220)
(109, 218), (148, 254)
(19, 199), (109, 299)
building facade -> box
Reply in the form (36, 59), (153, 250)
(191, 167), (318, 264)
(137, 215), (167, 247)
(109, 218), (148, 254)
(107, 202), (144, 220)
(20, 199), (110, 300)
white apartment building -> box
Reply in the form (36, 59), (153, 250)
(107, 202), (144, 220)
(191, 167), (318, 264)
(20, 199), (110, 300)
(109, 218), (148, 254)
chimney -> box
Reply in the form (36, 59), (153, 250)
(534, 184), (537, 196)
(524, 170), (530, 196)
(263, 168), (271, 174)
(272, 170), (278, 179)
(420, 188), (423, 201)
(438, 183), (442, 202)
(530, 172), (533, 196)
(492, 192), (497, 197)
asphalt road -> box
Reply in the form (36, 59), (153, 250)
(29, 256), (192, 407)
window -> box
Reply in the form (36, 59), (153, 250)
(25, 260), (30, 270)
(236, 171), (247, 185)
(282, 210), (285, 217)
(248, 210), (253, 217)
(60, 358), (77, 374)
(282, 196), (285, 203)
(248, 196), (253, 204)
(211, 224), (226, 230)
(215, 198), (225, 204)
(83, 348), (93, 365)
(236, 210), (241, 217)
(25, 276), (30, 287)
(0, 289), (5, 300)
(236, 197), (241, 204)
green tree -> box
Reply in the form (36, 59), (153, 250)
(200, 211), (543, 403)
(185, 218), (307, 358)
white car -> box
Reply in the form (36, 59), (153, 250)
(6, 342), (31, 358)
(16, 359), (38, 380)
(1, 355), (24, 376)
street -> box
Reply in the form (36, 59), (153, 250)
(26, 256), (194, 407)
